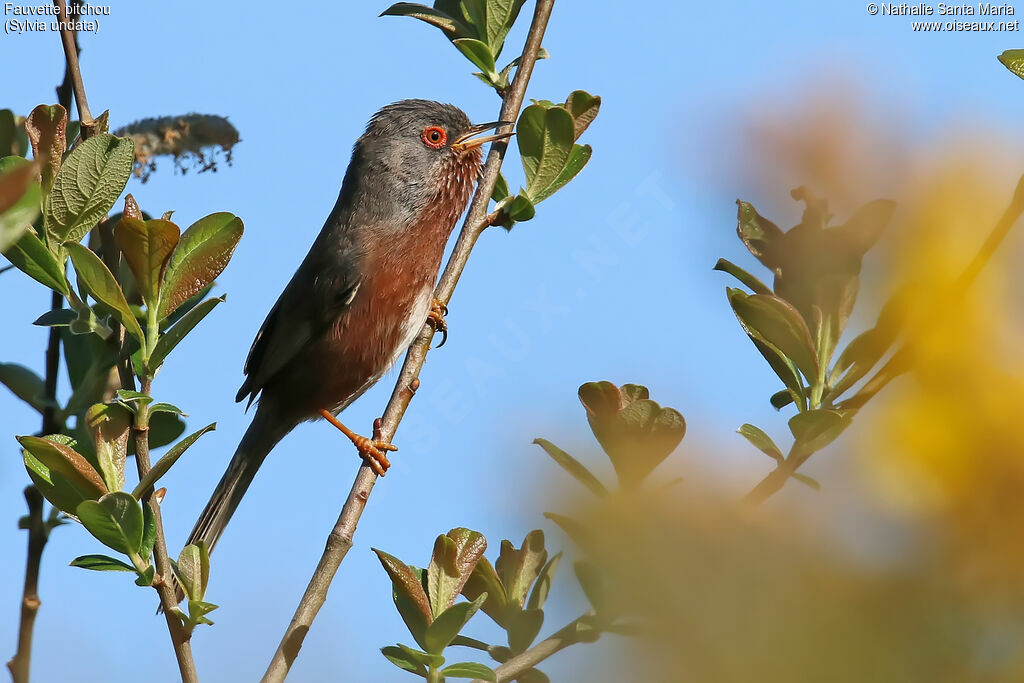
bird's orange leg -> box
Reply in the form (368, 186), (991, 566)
(319, 410), (397, 476)
(427, 298), (448, 348)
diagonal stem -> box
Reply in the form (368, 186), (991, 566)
(260, 1), (555, 679)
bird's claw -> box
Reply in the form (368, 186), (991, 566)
(428, 298), (448, 348)
(351, 433), (397, 476)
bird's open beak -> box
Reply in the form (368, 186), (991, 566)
(452, 121), (515, 153)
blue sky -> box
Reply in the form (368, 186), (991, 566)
(3, 1), (1024, 680)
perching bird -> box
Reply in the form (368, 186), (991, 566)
(184, 100), (512, 560)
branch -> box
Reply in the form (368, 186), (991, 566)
(260, 1), (555, 679)
(49, 7), (197, 680)
(6, 489), (46, 683)
(472, 614), (594, 683)
(132, 380), (198, 683)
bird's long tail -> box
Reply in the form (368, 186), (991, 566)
(174, 406), (291, 602)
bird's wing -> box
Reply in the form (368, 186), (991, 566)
(235, 254), (362, 407)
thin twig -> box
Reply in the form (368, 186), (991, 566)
(260, 2), (555, 679)
(53, 0), (93, 128)
(133, 379), (198, 683)
(6, 489), (46, 683)
(471, 614), (592, 683)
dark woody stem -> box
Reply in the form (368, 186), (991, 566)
(260, 1), (556, 679)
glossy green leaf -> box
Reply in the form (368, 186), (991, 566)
(44, 133), (133, 246)
(527, 551), (561, 611)
(85, 402), (131, 492)
(33, 309), (76, 327)
(146, 411), (187, 451)
(0, 160), (41, 252)
(379, 2), (471, 37)
(424, 594), (486, 654)
(533, 438), (607, 497)
(770, 389), (794, 410)
(713, 258), (772, 295)
(114, 217), (180, 309)
(19, 435), (107, 514)
(505, 193), (535, 222)
(428, 528), (487, 618)
(132, 423), (216, 499)
(70, 554), (135, 571)
(737, 424), (784, 462)
(736, 200), (784, 270)
(375, 549), (433, 649)
(380, 645), (428, 676)
(0, 363), (56, 414)
(149, 295), (225, 370)
(788, 409), (854, 453)
(508, 608), (544, 652)
(531, 143), (591, 203)
(729, 290), (818, 382)
(159, 212), (242, 319)
(3, 227), (69, 295)
(24, 104), (67, 194)
(135, 565), (156, 586)
(77, 492), (144, 556)
(176, 542), (210, 601)
(140, 500), (156, 563)
(518, 105), (574, 201)
(66, 242), (144, 342)
(563, 90), (601, 139)
(461, 556), (509, 627)
(442, 662), (496, 681)
(483, 0), (526, 55)
(453, 38), (498, 79)
(496, 530), (547, 610)
(999, 49), (1024, 80)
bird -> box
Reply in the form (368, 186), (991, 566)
(183, 99), (512, 564)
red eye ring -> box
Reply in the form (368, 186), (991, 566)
(421, 126), (447, 149)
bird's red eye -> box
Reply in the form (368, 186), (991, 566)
(421, 126), (447, 149)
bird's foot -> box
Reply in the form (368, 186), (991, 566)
(319, 410), (397, 476)
(427, 298), (448, 348)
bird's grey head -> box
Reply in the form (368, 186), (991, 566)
(350, 100), (503, 220)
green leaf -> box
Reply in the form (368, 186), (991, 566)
(508, 608), (544, 652)
(728, 290), (818, 383)
(533, 438), (607, 497)
(492, 172), (510, 203)
(737, 424), (784, 462)
(788, 409), (854, 453)
(574, 560), (609, 616)
(114, 217), (180, 309)
(148, 295), (225, 370)
(0, 109), (18, 156)
(563, 90), (601, 139)
(158, 213), (242, 319)
(375, 549), (433, 649)
(424, 594), (486, 654)
(505, 193), (535, 223)
(66, 242), (144, 342)
(44, 133), (134, 246)
(527, 551), (561, 611)
(24, 104), (67, 194)
(19, 435), (107, 514)
(461, 556), (510, 627)
(115, 389), (152, 407)
(132, 423), (216, 498)
(146, 411), (186, 451)
(712, 258), (772, 295)
(453, 38), (498, 80)
(184, 599), (218, 629)
(76, 492), (145, 556)
(770, 389), (794, 410)
(442, 662), (497, 681)
(531, 143), (591, 203)
(999, 49), (1024, 80)
(380, 645), (428, 676)
(140, 500), (156, 563)
(33, 309), (77, 327)
(85, 402), (131, 492)
(0, 363), (57, 414)
(379, 2), (471, 36)
(0, 160), (41, 252)
(483, 0), (526, 55)
(496, 531), (547, 610)
(735, 200), (785, 270)
(149, 402), (186, 416)
(428, 528), (488, 618)
(175, 542), (211, 601)
(135, 565), (156, 586)
(518, 105), (575, 201)
(70, 554), (135, 571)
(3, 224), (69, 295)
